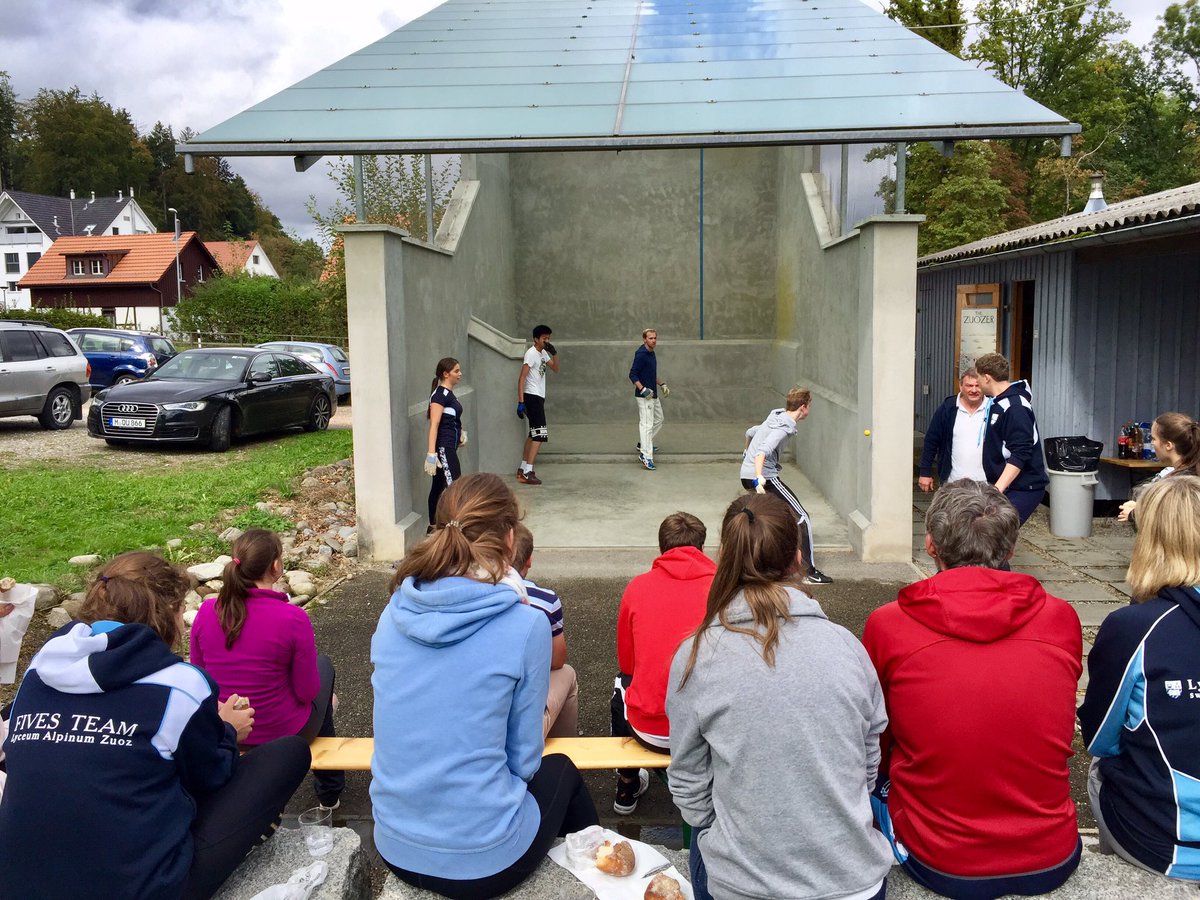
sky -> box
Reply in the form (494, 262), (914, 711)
(0, 0), (1170, 246)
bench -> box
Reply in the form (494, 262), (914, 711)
(308, 736), (671, 771)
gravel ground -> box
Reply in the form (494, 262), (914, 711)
(0, 398), (352, 468)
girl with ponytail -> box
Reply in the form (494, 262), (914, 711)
(666, 493), (891, 900)
(373, 473), (598, 898)
(1118, 412), (1200, 525)
(425, 357), (467, 533)
(190, 528), (344, 810)
(0, 551), (310, 899)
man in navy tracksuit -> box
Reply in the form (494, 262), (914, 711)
(917, 368), (987, 492)
(975, 353), (1048, 524)
(629, 328), (667, 470)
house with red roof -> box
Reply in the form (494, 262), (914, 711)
(18, 232), (218, 330)
(203, 239), (279, 278)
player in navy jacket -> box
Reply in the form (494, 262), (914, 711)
(976, 353), (1048, 523)
(0, 552), (310, 900)
(1079, 476), (1200, 880)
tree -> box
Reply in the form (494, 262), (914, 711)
(1155, 0), (1200, 86)
(0, 72), (20, 192)
(884, 0), (966, 56)
(19, 87), (154, 197)
(171, 273), (346, 344)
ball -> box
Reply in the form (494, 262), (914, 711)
(863, 429), (871, 436)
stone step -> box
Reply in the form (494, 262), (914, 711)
(213, 827), (369, 900)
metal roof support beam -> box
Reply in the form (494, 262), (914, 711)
(839, 144), (850, 237)
(353, 156), (365, 224)
(1060, 135), (1072, 157)
(895, 142), (907, 214)
(294, 155), (323, 173)
(938, 141), (955, 158)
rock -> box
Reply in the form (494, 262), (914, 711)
(212, 827), (368, 900)
(343, 538), (358, 558)
(61, 599), (85, 618)
(321, 502), (339, 513)
(33, 584), (59, 611)
(188, 562), (225, 582)
(219, 527), (244, 544)
(166, 538), (183, 549)
(337, 526), (356, 541)
(197, 583), (218, 597)
(301, 477), (321, 489)
(183, 610), (198, 627)
(70, 591), (87, 603)
(208, 579), (224, 594)
(290, 594), (310, 606)
(272, 580), (290, 594)
(184, 590), (204, 611)
(300, 559), (327, 574)
(296, 521), (310, 532)
(188, 523), (206, 532)
(214, 555), (233, 567)
(69, 554), (101, 566)
(321, 534), (343, 552)
(255, 502), (272, 513)
(276, 506), (294, 517)
(317, 545), (334, 558)
(45, 607), (72, 629)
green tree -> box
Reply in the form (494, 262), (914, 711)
(884, 0), (966, 56)
(904, 142), (1015, 255)
(1155, 0), (1200, 86)
(19, 87), (154, 197)
(171, 272), (346, 344)
(0, 72), (20, 191)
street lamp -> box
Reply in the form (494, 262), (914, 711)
(166, 207), (182, 335)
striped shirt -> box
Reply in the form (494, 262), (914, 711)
(522, 579), (564, 636)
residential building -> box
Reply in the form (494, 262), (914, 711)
(203, 239), (280, 277)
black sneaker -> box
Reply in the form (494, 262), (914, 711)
(804, 568), (834, 585)
(613, 768), (650, 815)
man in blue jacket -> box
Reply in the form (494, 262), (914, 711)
(975, 352), (1049, 524)
(629, 328), (667, 470)
(918, 368), (987, 492)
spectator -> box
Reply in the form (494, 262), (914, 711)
(974, 352), (1048, 524)
(190, 528), (344, 811)
(611, 511), (715, 815)
(1117, 412), (1199, 525)
(1080, 475), (1200, 881)
(863, 479), (1082, 898)
(0, 551), (310, 900)
(372, 473), (598, 899)
(667, 493), (891, 900)
(917, 367), (987, 492)
(511, 523), (578, 738)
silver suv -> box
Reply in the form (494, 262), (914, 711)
(0, 320), (91, 429)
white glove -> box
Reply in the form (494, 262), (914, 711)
(423, 453), (438, 476)
(459, 429), (468, 447)
(659, 383), (670, 398)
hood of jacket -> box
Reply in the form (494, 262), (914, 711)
(652, 545), (717, 582)
(1160, 586), (1200, 631)
(385, 575), (523, 648)
(896, 567), (1050, 643)
(31, 621), (183, 695)
(711, 584), (825, 629)
(762, 408), (797, 436)
(996, 380), (1033, 406)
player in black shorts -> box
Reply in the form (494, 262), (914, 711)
(425, 357), (465, 529)
(517, 325), (559, 485)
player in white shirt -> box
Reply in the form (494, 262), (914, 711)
(516, 325), (560, 485)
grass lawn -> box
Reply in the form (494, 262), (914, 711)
(1, 431), (354, 589)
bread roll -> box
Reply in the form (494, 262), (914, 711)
(595, 840), (636, 876)
(645, 872), (685, 900)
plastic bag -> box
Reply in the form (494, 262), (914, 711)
(1044, 436), (1104, 472)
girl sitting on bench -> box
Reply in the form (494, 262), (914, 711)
(372, 472), (598, 900)
(0, 551), (310, 900)
(666, 492), (892, 900)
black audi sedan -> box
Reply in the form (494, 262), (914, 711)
(87, 347), (337, 451)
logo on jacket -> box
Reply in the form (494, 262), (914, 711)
(1166, 680), (1183, 699)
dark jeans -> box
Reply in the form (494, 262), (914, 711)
(297, 654), (344, 807)
(428, 444), (462, 524)
(689, 828), (886, 900)
(1006, 487), (1045, 524)
(610, 673), (670, 780)
(384, 753), (598, 900)
(182, 735), (311, 900)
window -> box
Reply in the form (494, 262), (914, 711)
(196, 266), (205, 282)
(248, 354), (278, 381)
(112, 227), (119, 235)
(3, 330), (45, 362)
(6, 281), (17, 293)
(26, 252), (40, 268)
(4, 253), (17, 274)
(72, 260), (85, 276)
(276, 354), (311, 378)
(90, 259), (104, 275)
(252, 254), (260, 264)
(36, 331), (78, 358)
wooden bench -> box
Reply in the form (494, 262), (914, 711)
(308, 736), (671, 771)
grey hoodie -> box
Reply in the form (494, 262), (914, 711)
(666, 587), (892, 900)
(741, 409), (797, 481)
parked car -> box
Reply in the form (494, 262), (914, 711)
(0, 319), (91, 429)
(67, 327), (178, 389)
(87, 347), (336, 452)
(256, 341), (350, 399)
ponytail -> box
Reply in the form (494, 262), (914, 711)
(428, 357), (459, 419)
(217, 529), (283, 649)
(1155, 412), (1200, 476)
(79, 552), (190, 649)
(677, 493), (799, 690)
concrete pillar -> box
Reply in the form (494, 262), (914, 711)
(342, 225), (420, 561)
(851, 215), (922, 561)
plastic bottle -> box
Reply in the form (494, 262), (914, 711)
(1118, 426), (1129, 459)
(1141, 422), (1154, 460)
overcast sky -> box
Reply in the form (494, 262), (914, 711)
(0, 0), (1168, 245)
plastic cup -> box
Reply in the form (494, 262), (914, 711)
(298, 806), (334, 857)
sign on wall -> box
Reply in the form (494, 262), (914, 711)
(954, 283), (1000, 389)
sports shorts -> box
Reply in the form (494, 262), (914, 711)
(525, 394), (548, 442)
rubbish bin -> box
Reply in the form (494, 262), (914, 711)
(1044, 436), (1104, 538)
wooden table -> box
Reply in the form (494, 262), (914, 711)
(1099, 456), (1170, 496)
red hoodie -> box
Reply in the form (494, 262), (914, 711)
(862, 567), (1081, 877)
(617, 545), (716, 736)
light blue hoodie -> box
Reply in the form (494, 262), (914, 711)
(370, 574), (551, 879)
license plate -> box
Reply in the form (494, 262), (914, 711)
(109, 417), (146, 428)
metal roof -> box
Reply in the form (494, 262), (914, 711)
(1, 190), (134, 238)
(919, 181), (1200, 266)
(180, 0), (1077, 158)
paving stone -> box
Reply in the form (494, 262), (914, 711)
(1010, 550), (1049, 565)
(1113, 581), (1136, 599)
(1071, 602), (1129, 627)
(1044, 582), (1121, 601)
(1013, 565), (1082, 582)
(1020, 531), (1089, 550)
(1078, 567), (1130, 583)
(213, 827), (369, 900)
(1086, 533), (1136, 552)
(1046, 549), (1128, 568)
